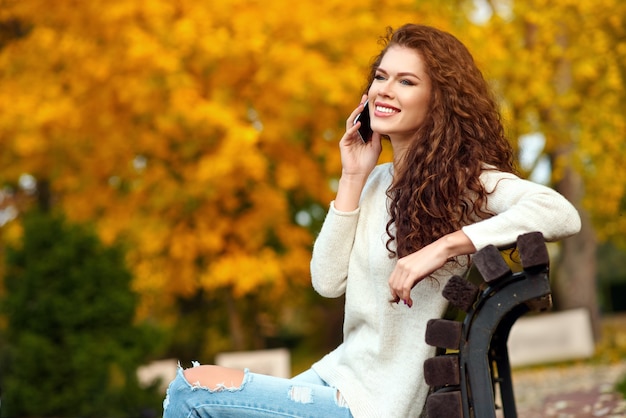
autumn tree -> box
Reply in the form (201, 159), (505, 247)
(0, 0), (465, 358)
(466, 0), (626, 336)
(3, 0), (617, 357)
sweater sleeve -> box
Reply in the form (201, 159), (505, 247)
(310, 201), (360, 298)
(461, 170), (582, 250)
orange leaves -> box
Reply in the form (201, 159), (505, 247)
(11, 133), (45, 159)
(0, 0), (502, 322)
(474, 0), (626, 245)
(203, 249), (283, 297)
(196, 127), (264, 184)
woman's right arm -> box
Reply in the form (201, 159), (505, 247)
(335, 97), (383, 210)
(310, 203), (360, 297)
(310, 98), (382, 297)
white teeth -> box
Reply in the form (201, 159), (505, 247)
(376, 106), (397, 114)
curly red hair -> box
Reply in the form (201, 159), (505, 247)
(365, 24), (516, 258)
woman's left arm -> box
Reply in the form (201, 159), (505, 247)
(388, 230), (476, 307)
(460, 170), (581, 250)
(388, 170), (582, 307)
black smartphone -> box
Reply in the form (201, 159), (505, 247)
(353, 100), (372, 143)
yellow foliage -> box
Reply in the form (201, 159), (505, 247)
(472, 0), (626, 243)
(5, 0), (623, 324)
(202, 249), (284, 297)
(0, 221), (24, 249)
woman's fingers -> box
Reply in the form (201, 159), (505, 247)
(389, 242), (453, 308)
(388, 268), (414, 308)
(346, 98), (367, 125)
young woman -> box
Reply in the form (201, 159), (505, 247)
(163, 24), (581, 418)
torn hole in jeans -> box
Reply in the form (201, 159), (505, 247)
(288, 386), (350, 409)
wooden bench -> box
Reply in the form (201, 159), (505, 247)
(423, 232), (552, 418)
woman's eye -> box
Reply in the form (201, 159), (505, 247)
(374, 74), (386, 81)
(400, 79), (415, 86)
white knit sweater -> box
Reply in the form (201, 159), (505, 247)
(310, 162), (581, 418)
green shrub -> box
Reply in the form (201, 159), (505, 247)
(0, 211), (163, 417)
(617, 375), (626, 399)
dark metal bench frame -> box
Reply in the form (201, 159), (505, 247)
(424, 232), (552, 418)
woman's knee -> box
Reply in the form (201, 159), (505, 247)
(183, 365), (245, 390)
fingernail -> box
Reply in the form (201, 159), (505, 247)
(402, 299), (408, 305)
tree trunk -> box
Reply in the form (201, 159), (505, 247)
(546, 21), (601, 341)
(554, 166), (601, 340)
(226, 291), (246, 350)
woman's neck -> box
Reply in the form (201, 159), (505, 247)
(391, 139), (410, 172)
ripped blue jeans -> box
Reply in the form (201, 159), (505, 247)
(163, 362), (354, 418)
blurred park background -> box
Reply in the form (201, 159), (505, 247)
(0, 0), (625, 416)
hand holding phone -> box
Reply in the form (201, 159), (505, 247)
(353, 100), (373, 143)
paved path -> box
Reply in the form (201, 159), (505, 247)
(503, 361), (626, 417)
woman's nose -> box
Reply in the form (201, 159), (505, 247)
(376, 81), (394, 98)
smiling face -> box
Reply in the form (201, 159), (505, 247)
(368, 45), (432, 150)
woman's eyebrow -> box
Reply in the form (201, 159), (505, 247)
(398, 71), (421, 80)
(377, 68), (422, 81)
